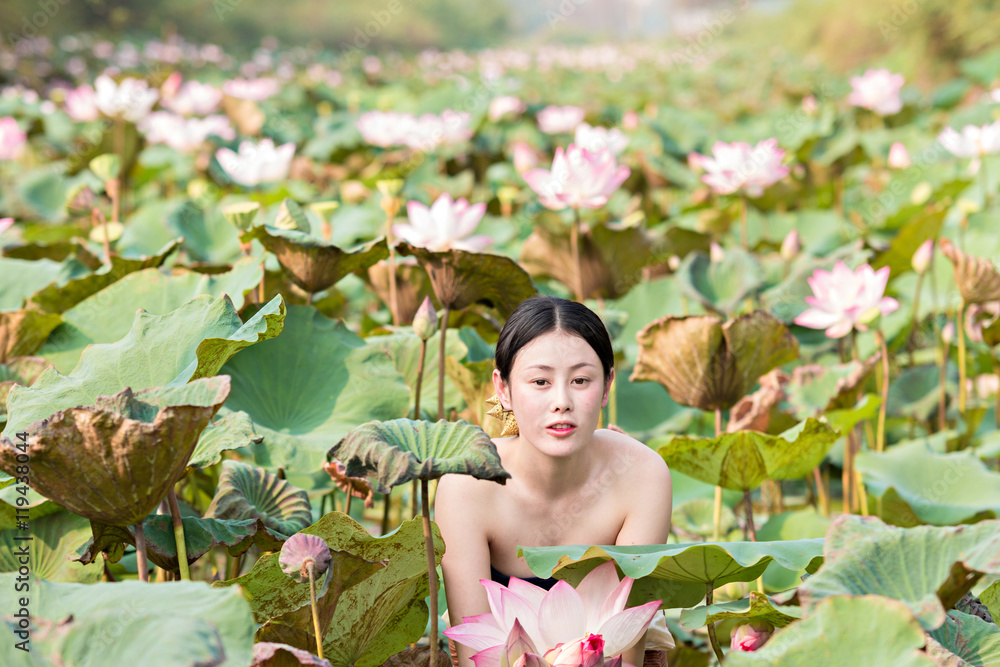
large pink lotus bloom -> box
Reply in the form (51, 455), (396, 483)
(140, 112), (235, 153)
(523, 144), (630, 210)
(537, 105), (586, 134)
(444, 560), (661, 665)
(161, 80), (223, 116)
(729, 620), (774, 652)
(847, 68), (904, 116)
(395, 194), (491, 252)
(215, 138), (295, 187)
(63, 84), (100, 122)
(574, 123), (628, 156)
(222, 77), (280, 101)
(688, 139), (789, 198)
(0, 117), (26, 161)
(489, 95), (527, 122)
(794, 261), (900, 338)
(94, 75), (159, 123)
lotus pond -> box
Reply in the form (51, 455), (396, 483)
(2, 9), (1000, 667)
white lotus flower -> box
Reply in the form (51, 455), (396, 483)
(574, 123), (629, 156)
(140, 112), (235, 153)
(394, 193), (491, 252)
(215, 138), (295, 187)
(161, 80), (223, 115)
(94, 75), (159, 123)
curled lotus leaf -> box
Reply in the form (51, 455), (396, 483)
(0, 376), (231, 527)
(679, 591), (802, 631)
(672, 497), (737, 539)
(328, 418), (510, 495)
(654, 418), (839, 491)
(0, 307), (62, 364)
(241, 225), (389, 294)
(364, 259), (435, 326)
(925, 610), (1000, 666)
(630, 311), (799, 412)
(726, 596), (935, 667)
(798, 515), (1000, 630)
(251, 642), (333, 667)
(205, 461), (313, 538)
(939, 238), (1000, 305)
(518, 222), (660, 300)
(395, 242), (536, 317)
(674, 247), (766, 316)
(0, 356), (51, 423)
(783, 355), (880, 417)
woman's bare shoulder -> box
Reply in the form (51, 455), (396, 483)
(594, 428), (671, 482)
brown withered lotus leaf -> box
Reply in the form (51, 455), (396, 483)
(364, 258), (435, 325)
(395, 242), (536, 317)
(785, 354), (881, 417)
(251, 642), (333, 667)
(242, 225), (389, 294)
(631, 311), (799, 412)
(518, 222), (659, 300)
(939, 238), (1000, 305)
(727, 369), (790, 433)
(0, 307), (62, 363)
(378, 646), (452, 667)
(323, 460), (375, 509)
(205, 460), (313, 538)
(965, 301), (1000, 346)
(0, 376), (231, 526)
(3, 240), (102, 268)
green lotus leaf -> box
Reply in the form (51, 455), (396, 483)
(0, 511), (103, 582)
(518, 222), (660, 300)
(38, 258), (264, 374)
(980, 580), (1000, 624)
(444, 357), (497, 434)
(654, 418), (839, 491)
(0, 482), (58, 529)
(2, 239), (101, 266)
(189, 411), (263, 469)
(758, 508), (832, 593)
(0, 377), (231, 527)
(675, 248), (766, 316)
(726, 596), (935, 666)
(1, 293), (284, 439)
(856, 441), (1000, 525)
(517, 539), (824, 602)
(64, 612), (225, 667)
(218, 305), (410, 487)
(396, 242), (536, 316)
(0, 356), (50, 424)
(26, 239), (182, 315)
(329, 418), (510, 494)
(205, 461), (313, 538)
(631, 311), (799, 412)
(217, 512), (442, 667)
(273, 198), (311, 231)
(823, 394), (881, 440)
(798, 515), (1000, 630)
(0, 307), (63, 364)
(679, 591), (802, 631)
(2, 576), (255, 667)
(0, 257), (71, 312)
(363, 330), (467, 421)
(74, 515), (287, 571)
(783, 357), (879, 417)
(925, 610), (1000, 666)
(242, 225), (388, 294)
(889, 364), (958, 422)
(672, 497), (737, 539)
(871, 207), (946, 284)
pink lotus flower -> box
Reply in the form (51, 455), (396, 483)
(888, 142), (911, 169)
(537, 105), (586, 134)
(574, 123), (628, 156)
(63, 84), (100, 122)
(688, 139), (789, 198)
(140, 112), (235, 153)
(489, 95), (527, 122)
(161, 80), (223, 116)
(937, 121), (1000, 159)
(94, 75), (159, 122)
(406, 110), (473, 151)
(395, 194), (491, 252)
(0, 218), (14, 235)
(511, 141), (540, 174)
(621, 111), (639, 131)
(0, 117), (26, 161)
(544, 634), (605, 667)
(847, 68), (904, 116)
(794, 261), (900, 338)
(222, 76), (280, 101)
(729, 620), (774, 652)
(357, 110), (418, 148)
(215, 138), (295, 187)
(523, 144), (630, 210)
(444, 560), (661, 665)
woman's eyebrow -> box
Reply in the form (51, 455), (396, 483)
(523, 362), (595, 371)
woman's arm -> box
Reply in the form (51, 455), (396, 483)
(435, 474), (494, 667)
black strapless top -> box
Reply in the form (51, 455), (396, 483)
(490, 564), (558, 590)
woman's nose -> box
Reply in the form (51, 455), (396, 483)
(552, 384), (572, 411)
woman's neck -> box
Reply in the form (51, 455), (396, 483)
(503, 434), (597, 500)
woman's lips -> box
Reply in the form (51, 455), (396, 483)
(546, 424), (577, 436)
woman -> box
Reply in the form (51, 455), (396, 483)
(436, 296), (674, 666)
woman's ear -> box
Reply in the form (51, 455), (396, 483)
(492, 368), (511, 410)
(601, 368), (615, 408)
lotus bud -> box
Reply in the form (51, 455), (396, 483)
(730, 620), (774, 652)
(413, 296), (438, 341)
(888, 141), (911, 169)
(780, 229), (801, 261)
(160, 71), (183, 98)
(89, 153), (120, 183)
(279, 533), (332, 583)
(622, 110), (639, 130)
(911, 239), (933, 275)
(942, 321), (956, 345)
(710, 241), (725, 263)
(340, 180), (369, 204)
(222, 201), (262, 231)
(668, 255), (681, 271)
(801, 95), (818, 115)
(0, 218), (14, 235)
(512, 141), (538, 174)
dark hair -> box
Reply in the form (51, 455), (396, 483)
(494, 296), (614, 384)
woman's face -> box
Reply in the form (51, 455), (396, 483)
(493, 329), (613, 458)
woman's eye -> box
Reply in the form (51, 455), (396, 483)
(573, 378), (589, 385)
(533, 379), (548, 386)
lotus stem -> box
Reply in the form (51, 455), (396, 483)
(343, 491), (352, 516)
(570, 208), (585, 302)
(713, 407), (723, 542)
(307, 562), (324, 660)
(114, 119), (125, 223)
(939, 326), (949, 432)
(908, 272), (924, 368)
(812, 467), (829, 518)
(994, 355), (1000, 430)
(306, 291), (313, 306)
(415, 339), (427, 420)
(227, 553), (243, 580)
(855, 465), (869, 517)
(258, 269), (266, 305)
(743, 489), (756, 542)
(437, 305), (450, 421)
(386, 216), (400, 326)
(609, 374), (617, 425)
(875, 329), (889, 453)
(705, 583), (725, 664)
(381, 490), (392, 535)
(166, 489), (191, 581)
(982, 155), (992, 211)
(90, 207), (112, 267)
(958, 300), (968, 419)
(134, 521), (149, 583)
(739, 194), (748, 250)
(421, 478), (439, 667)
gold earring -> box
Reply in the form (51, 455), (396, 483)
(485, 394), (519, 437)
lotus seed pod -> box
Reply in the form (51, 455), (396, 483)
(279, 533), (332, 583)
